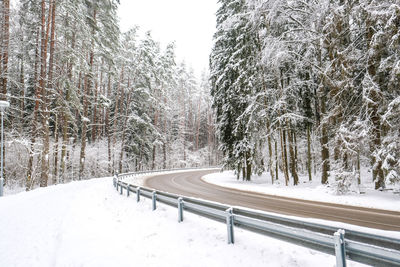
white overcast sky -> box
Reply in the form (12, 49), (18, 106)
(118, 0), (218, 78)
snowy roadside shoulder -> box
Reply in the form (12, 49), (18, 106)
(0, 176), (365, 267)
(202, 171), (400, 212)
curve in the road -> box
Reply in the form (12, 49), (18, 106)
(144, 169), (400, 231)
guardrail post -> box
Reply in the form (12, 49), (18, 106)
(115, 171), (119, 187)
(226, 208), (234, 244)
(178, 197), (184, 222)
(334, 229), (346, 267)
(120, 183), (123, 195)
(126, 185), (130, 197)
(152, 191), (157, 211)
(136, 187), (141, 202)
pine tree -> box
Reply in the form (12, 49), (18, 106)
(210, 0), (262, 181)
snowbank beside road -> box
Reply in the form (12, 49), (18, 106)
(0, 177), (364, 267)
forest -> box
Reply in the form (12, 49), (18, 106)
(0, 0), (218, 191)
(1, 0), (399, 194)
(210, 0), (400, 192)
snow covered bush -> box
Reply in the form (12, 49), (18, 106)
(331, 170), (360, 195)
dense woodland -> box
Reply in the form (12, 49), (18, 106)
(210, 0), (400, 192)
(1, 0), (399, 194)
(0, 0), (218, 190)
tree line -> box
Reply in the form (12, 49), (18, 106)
(210, 0), (400, 192)
(0, 0), (217, 191)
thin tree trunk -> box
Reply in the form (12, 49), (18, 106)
(39, 0), (52, 188)
(26, 28), (40, 191)
(19, 57), (25, 130)
(118, 79), (132, 174)
(280, 127), (289, 186)
(163, 142), (166, 169)
(163, 96), (168, 169)
(152, 106), (158, 170)
(1, 0), (9, 100)
(92, 64), (99, 142)
(48, 0), (57, 184)
(106, 70), (112, 174)
(320, 91), (330, 184)
(60, 20), (75, 183)
(195, 99), (201, 151)
(287, 121), (298, 185)
(357, 149), (361, 185)
(79, 75), (89, 180)
(293, 130), (298, 171)
(246, 151), (251, 181)
(366, 24), (384, 188)
(53, 114), (59, 184)
(1, 0), (10, 185)
(60, 109), (68, 183)
(274, 138), (278, 181)
(112, 66), (124, 172)
(79, 7), (96, 179)
(307, 124), (312, 181)
(267, 120), (274, 183)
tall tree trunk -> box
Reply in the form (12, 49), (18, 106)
(91, 66), (99, 143)
(293, 130), (298, 171)
(106, 70), (112, 174)
(152, 106), (158, 170)
(53, 114), (59, 184)
(163, 106), (167, 169)
(112, 66), (124, 172)
(60, 22), (75, 183)
(287, 121), (298, 185)
(307, 124), (312, 181)
(48, 0), (57, 184)
(79, 7), (96, 179)
(320, 89), (330, 184)
(39, 0), (52, 188)
(79, 75), (89, 180)
(60, 109), (68, 183)
(118, 79), (132, 174)
(280, 127), (289, 186)
(246, 151), (251, 181)
(274, 138), (278, 181)
(163, 142), (166, 169)
(357, 149), (361, 185)
(19, 57), (25, 130)
(93, 64), (103, 142)
(267, 120), (274, 183)
(26, 28), (40, 191)
(0, 0), (9, 186)
(207, 107), (213, 166)
(195, 99), (201, 151)
(1, 0), (9, 100)
(365, 18), (385, 189)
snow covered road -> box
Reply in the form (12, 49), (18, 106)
(0, 177), (365, 267)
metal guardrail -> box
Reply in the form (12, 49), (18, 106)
(113, 169), (400, 267)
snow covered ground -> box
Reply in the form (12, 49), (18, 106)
(0, 176), (367, 267)
(203, 170), (400, 212)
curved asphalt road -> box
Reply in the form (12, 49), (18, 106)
(144, 169), (400, 231)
